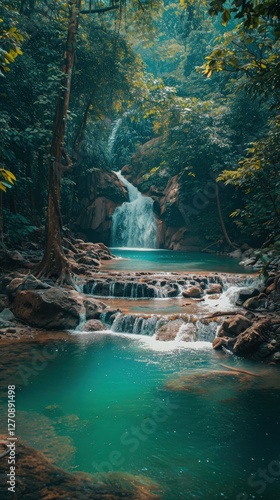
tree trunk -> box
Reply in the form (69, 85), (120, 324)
(36, 1), (81, 284)
(215, 183), (238, 249)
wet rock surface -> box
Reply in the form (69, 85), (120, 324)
(0, 434), (162, 499)
(10, 288), (107, 330)
(0, 257), (279, 363)
(212, 272), (280, 361)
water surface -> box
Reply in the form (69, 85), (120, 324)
(108, 249), (254, 274)
(4, 333), (279, 500)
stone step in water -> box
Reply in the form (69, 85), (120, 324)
(83, 273), (258, 299)
(102, 311), (220, 342)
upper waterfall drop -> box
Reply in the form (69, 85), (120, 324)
(111, 171), (158, 248)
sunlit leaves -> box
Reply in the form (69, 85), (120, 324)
(0, 21), (24, 76)
(0, 167), (16, 192)
(207, 0), (280, 38)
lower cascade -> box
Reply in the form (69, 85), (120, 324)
(111, 171), (158, 248)
(108, 312), (218, 342)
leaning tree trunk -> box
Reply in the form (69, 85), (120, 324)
(215, 183), (238, 249)
(36, 1), (81, 284)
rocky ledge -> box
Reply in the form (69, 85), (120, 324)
(0, 274), (118, 335)
(212, 272), (280, 362)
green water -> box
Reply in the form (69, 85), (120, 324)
(11, 333), (280, 499)
(108, 249), (254, 273)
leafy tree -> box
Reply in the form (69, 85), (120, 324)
(218, 116), (280, 242)
(0, 3), (24, 77)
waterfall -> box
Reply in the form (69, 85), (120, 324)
(110, 312), (218, 341)
(111, 171), (158, 248)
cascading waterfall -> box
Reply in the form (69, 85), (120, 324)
(109, 312), (219, 341)
(111, 171), (158, 248)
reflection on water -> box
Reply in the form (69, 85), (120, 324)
(1, 334), (279, 500)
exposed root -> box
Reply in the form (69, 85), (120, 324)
(35, 238), (113, 286)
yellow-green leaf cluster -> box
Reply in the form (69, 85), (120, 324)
(0, 168), (16, 192)
(0, 20), (24, 75)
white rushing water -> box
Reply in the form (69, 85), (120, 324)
(111, 171), (158, 248)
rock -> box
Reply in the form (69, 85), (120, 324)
(6, 275), (51, 299)
(217, 314), (252, 338)
(240, 257), (257, 266)
(233, 320), (269, 356)
(0, 308), (15, 322)
(6, 250), (24, 262)
(156, 318), (185, 341)
(270, 352), (280, 363)
(6, 327), (16, 333)
(206, 284), (222, 294)
(208, 294), (220, 300)
(229, 249), (243, 259)
(243, 296), (261, 310)
(212, 337), (224, 349)
(182, 286), (203, 298)
(83, 320), (105, 332)
(43, 404), (64, 418)
(0, 294), (9, 312)
(237, 287), (260, 304)
(84, 297), (106, 319)
(256, 343), (275, 358)
(76, 170), (129, 245)
(265, 282), (275, 294)
(0, 434), (162, 499)
(178, 323), (197, 342)
(11, 288), (105, 330)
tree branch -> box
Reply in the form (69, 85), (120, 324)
(80, 5), (120, 15)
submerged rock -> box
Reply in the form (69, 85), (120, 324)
(0, 434), (162, 499)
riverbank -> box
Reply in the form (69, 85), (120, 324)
(0, 255), (279, 362)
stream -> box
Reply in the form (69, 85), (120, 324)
(1, 175), (279, 499)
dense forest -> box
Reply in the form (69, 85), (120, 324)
(1, 4), (280, 499)
(0, 0), (279, 280)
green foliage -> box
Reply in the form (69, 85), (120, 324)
(0, 5), (24, 77)
(207, 1), (280, 37)
(218, 116), (280, 240)
(0, 0), (278, 254)
(2, 209), (37, 245)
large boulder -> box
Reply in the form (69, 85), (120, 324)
(11, 288), (105, 330)
(233, 320), (269, 356)
(217, 314), (252, 338)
